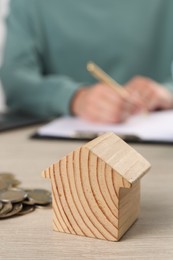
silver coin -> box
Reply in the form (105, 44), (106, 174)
(0, 173), (20, 191)
(0, 188), (27, 203)
(18, 204), (35, 216)
(0, 180), (11, 191)
(9, 179), (21, 187)
(0, 203), (23, 219)
(22, 189), (35, 205)
(0, 201), (3, 210)
(27, 189), (52, 205)
(36, 203), (52, 209)
(22, 198), (36, 205)
(0, 173), (14, 180)
(0, 202), (13, 216)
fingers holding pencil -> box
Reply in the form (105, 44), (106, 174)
(87, 62), (145, 111)
(71, 82), (142, 123)
(71, 62), (144, 123)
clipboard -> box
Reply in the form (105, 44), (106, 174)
(31, 110), (173, 144)
(31, 131), (141, 143)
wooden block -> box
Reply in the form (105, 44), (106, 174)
(42, 132), (151, 241)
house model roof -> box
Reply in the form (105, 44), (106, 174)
(83, 132), (151, 184)
(43, 132), (151, 186)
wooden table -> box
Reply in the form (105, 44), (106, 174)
(0, 127), (173, 259)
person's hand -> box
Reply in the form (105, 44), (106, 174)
(71, 83), (142, 123)
(125, 76), (173, 111)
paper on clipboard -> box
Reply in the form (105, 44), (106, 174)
(36, 110), (173, 143)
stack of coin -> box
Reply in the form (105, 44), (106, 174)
(0, 173), (52, 219)
(0, 173), (21, 191)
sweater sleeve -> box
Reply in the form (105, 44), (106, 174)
(0, 0), (83, 118)
(163, 80), (173, 94)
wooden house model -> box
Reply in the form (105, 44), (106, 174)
(42, 132), (151, 241)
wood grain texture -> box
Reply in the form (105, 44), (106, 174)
(43, 133), (150, 241)
(84, 132), (151, 184)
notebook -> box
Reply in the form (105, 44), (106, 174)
(32, 110), (173, 144)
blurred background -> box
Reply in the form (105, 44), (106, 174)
(0, 0), (9, 113)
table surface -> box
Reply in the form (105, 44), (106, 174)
(0, 126), (173, 260)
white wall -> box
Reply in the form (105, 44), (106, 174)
(0, 0), (9, 112)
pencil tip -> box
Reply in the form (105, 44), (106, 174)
(87, 61), (95, 72)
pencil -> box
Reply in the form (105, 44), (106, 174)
(87, 61), (147, 114)
(87, 61), (128, 98)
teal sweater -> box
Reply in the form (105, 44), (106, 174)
(1, 0), (173, 118)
